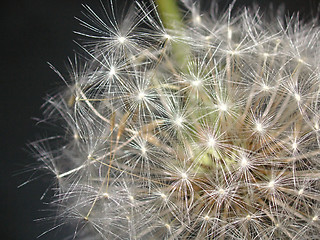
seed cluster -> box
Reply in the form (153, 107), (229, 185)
(34, 1), (320, 239)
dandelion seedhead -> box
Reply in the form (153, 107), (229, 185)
(33, 0), (320, 239)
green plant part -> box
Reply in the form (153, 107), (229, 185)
(155, 0), (190, 67)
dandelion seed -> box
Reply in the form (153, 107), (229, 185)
(263, 52), (270, 58)
(108, 66), (116, 76)
(174, 116), (184, 127)
(292, 141), (298, 150)
(159, 193), (167, 200)
(141, 146), (147, 155)
(218, 103), (228, 112)
(137, 91), (146, 100)
(294, 93), (301, 102)
(203, 215), (210, 221)
(240, 156), (248, 168)
(73, 133), (79, 140)
(181, 172), (188, 180)
(165, 223), (171, 230)
(218, 188), (226, 195)
(118, 36), (126, 44)
(268, 180), (275, 189)
(194, 15), (201, 24)
(262, 84), (270, 91)
(204, 35), (211, 41)
(207, 137), (216, 148)
(163, 33), (171, 40)
(102, 192), (109, 198)
(129, 195), (134, 202)
(228, 49), (240, 55)
(191, 78), (202, 87)
(255, 123), (264, 133)
(227, 27), (232, 40)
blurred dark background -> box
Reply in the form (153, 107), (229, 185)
(1, 0), (320, 239)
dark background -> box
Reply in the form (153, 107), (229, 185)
(2, 0), (320, 239)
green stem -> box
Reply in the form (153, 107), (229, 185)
(155, 0), (182, 29)
(155, 0), (190, 68)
